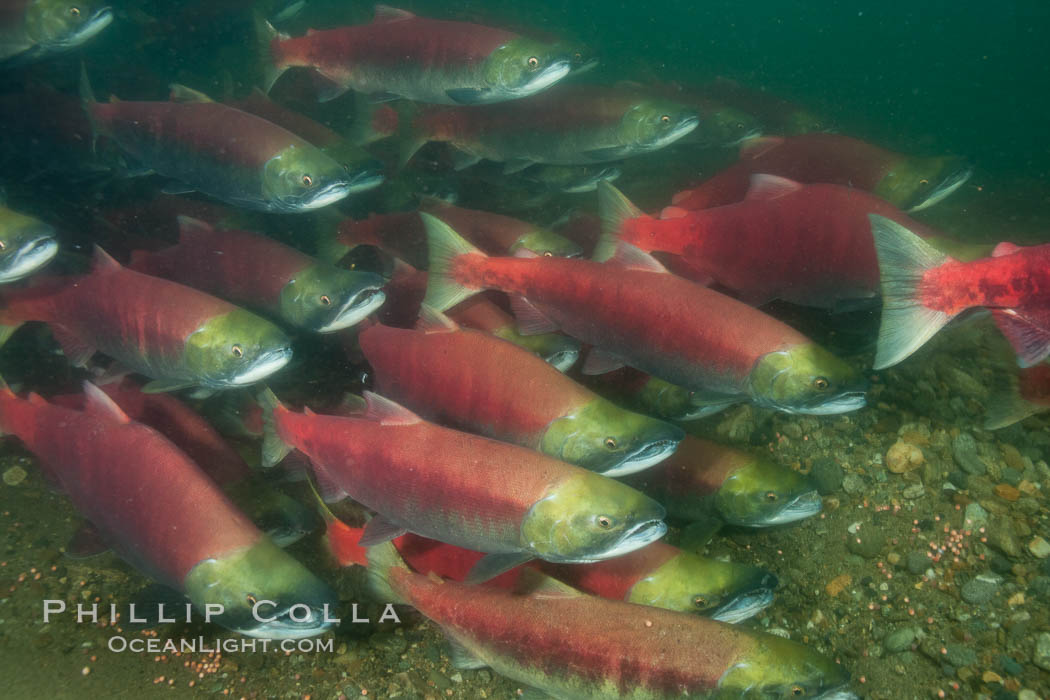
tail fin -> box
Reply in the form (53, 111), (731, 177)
(421, 213), (486, 311)
(257, 387), (292, 467)
(307, 479), (369, 567)
(365, 540), (408, 605)
(595, 181), (644, 262)
(869, 214), (954, 369)
(78, 63), (99, 152)
(254, 12), (289, 94)
(985, 373), (1043, 430)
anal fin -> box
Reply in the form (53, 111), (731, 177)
(64, 521), (111, 559)
(464, 552), (532, 584)
(993, 308), (1050, 367)
(447, 638), (488, 670)
(358, 514), (408, 546)
(581, 348), (625, 375)
(50, 325), (96, 367)
(509, 296), (558, 335)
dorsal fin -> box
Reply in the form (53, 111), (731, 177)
(373, 5), (415, 22)
(739, 135), (785, 160)
(363, 391), (421, 425)
(169, 83), (214, 103)
(82, 382), (131, 424)
(27, 392), (49, 406)
(745, 174), (803, 201)
(992, 241), (1023, 258)
(177, 216), (215, 242)
(610, 242), (669, 274)
(416, 305), (459, 334)
(91, 245), (122, 273)
(303, 406), (317, 416)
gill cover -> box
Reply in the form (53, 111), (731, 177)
(748, 343), (867, 415)
(183, 538), (337, 639)
(183, 309), (292, 388)
(480, 37), (571, 100)
(521, 471), (666, 562)
(539, 397), (684, 475)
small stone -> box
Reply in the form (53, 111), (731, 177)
(988, 516), (1023, 558)
(902, 483), (925, 499)
(1033, 632), (1050, 672)
(887, 551), (901, 565)
(2, 466), (26, 486)
(995, 483), (1021, 501)
(847, 527), (885, 559)
(1018, 690), (1039, 700)
(1028, 536), (1050, 559)
(886, 440), (925, 473)
(964, 502), (989, 529)
(825, 574), (851, 597)
(1007, 591), (1026, 606)
(1000, 655), (1024, 676)
(960, 573), (1000, 605)
(841, 473), (865, 496)
(953, 433), (987, 475)
(1001, 466), (1023, 487)
(1002, 444), (1026, 471)
(982, 670), (1003, 684)
(905, 551), (929, 575)
(884, 627), (918, 653)
(810, 457), (844, 495)
(944, 644), (977, 667)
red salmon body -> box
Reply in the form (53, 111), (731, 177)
(0, 385), (261, 588)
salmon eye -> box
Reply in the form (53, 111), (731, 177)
(596, 515), (613, 529)
(69, 6), (81, 17)
(231, 344), (244, 358)
(320, 294), (332, 306)
(574, 52), (582, 61)
(813, 376), (829, 390)
(792, 686), (805, 697)
(919, 178), (930, 186)
(527, 56), (540, 70)
(660, 115), (671, 124)
(692, 595), (707, 608)
(542, 250), (554, 257)
(604, 437), (617, 449)
(0, 240), (6, 250)
(765, 491), (778, 502)
(302, 174), (313, 187)
(246, 594), (257, 606)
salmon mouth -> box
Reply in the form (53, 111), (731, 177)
(0, 233), (58, 283)
(791, 390), (868, 415)
(292, 181), (352, 211)
(235, 604), (335, 640)
(603, 437), (682, 477)
(758, 490), (823, 526)
(316, 287), (386, 333)
(230, 347), (293, 386)
(559, 166), (622, 193)
(644, 115), (701, 151)
(710, 586), (776, 624)
(544, 347), (579, 372)
(57, 7), (114, 49)
(598, 519), (668, 559)
(505, 60), (571, 98)
(906, 164), (973, 212)
(346, 162), (386, 194)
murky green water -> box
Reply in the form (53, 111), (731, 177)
(0, 2), (1048, 699)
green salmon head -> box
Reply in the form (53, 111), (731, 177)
(479, 38), (571, 101)
(539, 398), (684, 477)
(0, 207), (58, 283)
(262, 144), (355, 212)
(627, 551), (777, 622)
(706, 106), (764, 147)
(521, 472), (667, 563)
(490, 326), (580, 372)
(509, 228), (583, 258)
(748, 344), (868, 415)
(318, 143), (386, 195)
(24, 0), (112, 52)
(714, 458), (822, 527)
(874, 155), (972, 213)
(183, 539), (338, 640)
(718, 631), (853, 699)
(618, 99), (700, 152)
(184, 309), (293, 388)
(633, 375), (710, 420)
(279, 263), (386, 333)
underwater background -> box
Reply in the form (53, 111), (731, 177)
(0, 1), (1048, 699)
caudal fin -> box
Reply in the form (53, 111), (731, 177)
(421, 213), (486, 311)
(869, 214), (954, 369)
(254, 12), (290, 94)
(594, 181), (645, 262)
(257, 387), (292, 467)
(365, 540), (408, 605)
(984, 371), (1043, 430)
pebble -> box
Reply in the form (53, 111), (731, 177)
(905, 551), (929, 575)
(2, 466), (26, 486)
(841, 473), (865, 496)
(964, 502), (989, 529)
(886, 440), (925, 473)
(884, 626), (918, 653)
(987, 516), (1023, 559)
(960, 573), (1000, 605)
(847, 526), (885, 559)
(995, 483), (1021, 501)
(901, 483), (925, 499)
(953, 432), (987, 475)
(1000, 655), (1024, 676)
(1018, 690), (1039, 700)
(1033, 632), (1050, 672)
(810, 457), (844, 495)
(944, 644), (977, 667)
(1029, 536), (1050, 559)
